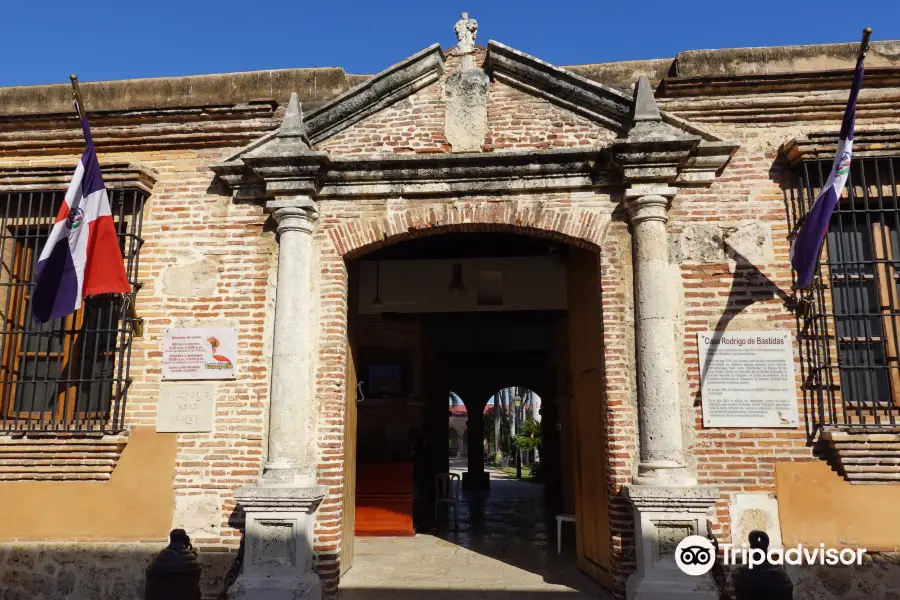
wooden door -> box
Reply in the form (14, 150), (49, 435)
(341, 341), (358, 575)
(567, 248), (612, 587)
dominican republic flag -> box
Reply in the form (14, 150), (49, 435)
(31, 104), (130, 324)
(790, 50), (867, 289)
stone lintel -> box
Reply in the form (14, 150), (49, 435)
(306, 44), (445, 145)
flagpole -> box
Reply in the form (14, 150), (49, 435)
(860, 27), (872, 57)
(69, 74), (85, 120)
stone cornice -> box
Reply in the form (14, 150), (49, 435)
(305, 45), (445, 145)
(0, 162), (157, 194)
(485, 41), (633, 133)
(660, 66), (900, 98)
(781, 129), (900, 165)
(214, 147), (614, 200)
(0, 102), (281, 155)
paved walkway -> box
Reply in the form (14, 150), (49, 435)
(339, 462), (612, 600)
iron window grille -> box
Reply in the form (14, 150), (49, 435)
(790, 156), (900, 429)
(0, 189), (145, 434)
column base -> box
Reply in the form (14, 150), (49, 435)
(232, 484), (327, 600)
(230, 571), (322, 600)
(624, 484), (721, 600)
(462, 471), (490, 490)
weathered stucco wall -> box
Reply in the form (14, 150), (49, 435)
(0, 427), (175, 541)
(776, 460), (900, 551)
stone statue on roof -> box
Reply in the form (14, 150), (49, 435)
(454, 12), (478, 52)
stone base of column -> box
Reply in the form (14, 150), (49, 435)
(462, 471), (490, 490)
(624, 484), (721, 600)
(231, 484), (327, 600)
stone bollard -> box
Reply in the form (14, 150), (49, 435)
(145, 528), (202, 600)
(733, 530), (793, 600)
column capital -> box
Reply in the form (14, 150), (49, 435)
(625, 192), (674, 226)
(266, 197), (318, 235)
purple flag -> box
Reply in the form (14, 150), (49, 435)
(790, 51), (867, 288)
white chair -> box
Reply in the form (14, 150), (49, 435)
(556, 514), (576, 554)
(434, 472), (460, 532)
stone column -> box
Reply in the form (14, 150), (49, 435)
(624, 185), (719, 600)
(263, 198), (318, 486)
(625, 187), (693, 486)
(231, 197), (326, 600)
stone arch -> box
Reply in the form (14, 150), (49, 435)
(327, 199), (610, 260)
(312, 198), (634, 594)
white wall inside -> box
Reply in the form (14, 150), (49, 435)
(357, 256), (567, 314)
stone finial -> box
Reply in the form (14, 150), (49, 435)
(277, 92), (310, 150)
(280, 93), (308, 137)
(633, 76), (662, 123)
(454, 12), (478, 53)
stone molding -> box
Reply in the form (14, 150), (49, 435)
(0, 103), (281, 154)
(661, 67), (900, 98)
(782, 128), (900, 165)
(0, 162), (157, 194)
(233, 485), (327, 512)
(623, 484), (721, 510)
(0, 435), (128, 481)
(822, 427), (900, 484)
(485, 41), (633, 133)
(305, 44), (446, 145)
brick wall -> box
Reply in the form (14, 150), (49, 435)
(0, 40), (898, 600)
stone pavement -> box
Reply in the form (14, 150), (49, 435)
(339, 464), (612, 599)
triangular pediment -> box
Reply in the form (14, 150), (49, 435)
(212, 39), (740, 199)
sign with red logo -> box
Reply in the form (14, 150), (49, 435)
(162, 327), (238, 380)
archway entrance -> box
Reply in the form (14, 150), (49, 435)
(340, 230), (613, 594)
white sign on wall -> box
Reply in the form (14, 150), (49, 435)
(698, 331), (799, 428)
(157, 383), (216, 433)
(162, 327), (237, 380)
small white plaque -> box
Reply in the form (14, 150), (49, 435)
(157, 383), (216, 433)
(162, 327), (237, 380)
(698, 331), (799, 428)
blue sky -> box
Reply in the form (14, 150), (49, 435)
(1, 0), (898, 87)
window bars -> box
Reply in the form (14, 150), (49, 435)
(0, 189), (145, 433)
(790, 156), (900, 429)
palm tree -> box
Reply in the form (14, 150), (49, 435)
(513, 418), (542, 453)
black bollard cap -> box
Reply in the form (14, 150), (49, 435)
(147, 529), (202, 573)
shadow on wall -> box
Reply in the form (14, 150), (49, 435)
(0, 544), (237, 600)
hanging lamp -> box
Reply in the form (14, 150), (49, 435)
(447, 262), (467, 297)
(371, 261), (385, 310)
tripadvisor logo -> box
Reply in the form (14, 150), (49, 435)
(674, 534), (866, 576)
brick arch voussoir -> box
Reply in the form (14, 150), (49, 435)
(329, 201), (604, 259)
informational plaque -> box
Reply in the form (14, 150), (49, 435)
(162, 327), (237, 380)
(157, 383), (216, 433)
(698, 331), (799, 428)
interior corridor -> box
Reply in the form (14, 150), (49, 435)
(339, 464), (612, 599)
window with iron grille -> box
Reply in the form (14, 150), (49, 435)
(790, 156), (900, 429)
(0, 189), (145, 433)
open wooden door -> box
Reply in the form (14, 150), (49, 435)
(341, 341), (358, 575)
(567, 247), (612, 587)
